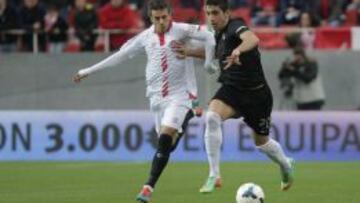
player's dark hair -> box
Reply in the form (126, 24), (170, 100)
(206, 0), (229, 12)
(148, 0), (171, 16)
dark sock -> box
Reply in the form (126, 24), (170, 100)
(170, 110), (194, 152)
(146, 134), (173, 188)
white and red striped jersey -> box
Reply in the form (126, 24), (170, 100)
(78, 22), (216, 98)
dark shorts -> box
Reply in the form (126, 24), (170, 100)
(212, 84), (273, 135)
(296, 100), (324, 110)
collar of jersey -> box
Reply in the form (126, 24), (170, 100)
(153, 21), (173, 34)
(216, 18), (232, 36)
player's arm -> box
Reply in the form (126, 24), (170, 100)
(236, 30), (260, 54)
(172, 40), (205, 59)
(292, 60), (318, 83)
(186, 47), (206, 59)
(224, 29), (260, 69)
(184, 25), (217, 73)
(73, 33), (144, 83)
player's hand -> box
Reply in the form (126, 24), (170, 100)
(191, 99), (203, 117)
(284, 64), (295, 71)
(73, 73), (88, 84)
(224, 49), (241, 69)
(204, 61), (217, 74)
(171, 40), (187, 59)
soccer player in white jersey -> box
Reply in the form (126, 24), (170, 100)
(72, 0), (216, 202)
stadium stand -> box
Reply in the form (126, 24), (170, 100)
(0, 0), (359, 52)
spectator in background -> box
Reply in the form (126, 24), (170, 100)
(346, 0), (360, 25)
(98, 0), (109, 7)
(45, 5), (68, 53)
(358, 4), (360, 24)
(98, 0), (146, 9)
(229, 0), (248, 9)
(85, 0), (98, 6)
(280, 0), (347, 27)
(99, 0), (142, 50)
(42, 0), (71, 8)
(278, 47), (326, 110)
(141, 1), (152, 28)
(298, 12), (319, 50)
(42, 0), (73, 20)
(347, 0), (360, 11)
(128, 0), (145, 10)
(251, 0), (279, 26)
(278, 0), (304, 26)
(72, 0), (98, 51)
(0, 0), (20, 52)
(283, 11), (319, 50)
(299, 11), (320, 27)
(19, 0), (47, 52)
(180, 0), (201, 10)
(325, 0), (347, 26)
(7, 0), (22, 7)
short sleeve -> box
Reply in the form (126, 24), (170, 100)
(229, 19), (249, 37)
(176, 23), (202, 38)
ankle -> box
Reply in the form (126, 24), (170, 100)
(143, 185), (154, 192)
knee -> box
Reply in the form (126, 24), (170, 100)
(253, 133), (269, 146)
(206, 111), (222, 131)
(159, 127), (177, 154)
(160, 126), (178, 136)
(157, 134), (173, 155)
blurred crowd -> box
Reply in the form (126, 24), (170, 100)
(1, 0), (360, 52)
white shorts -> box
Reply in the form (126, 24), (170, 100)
(150, 93), (192, 134)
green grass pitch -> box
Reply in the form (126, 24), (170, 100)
(0, 162), (359, 203)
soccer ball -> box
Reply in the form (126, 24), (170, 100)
(236, 182), (265, 203)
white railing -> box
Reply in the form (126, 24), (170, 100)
(0, 27), (318, 53)
(0, 28), (141, 53)
(94, 28), (140, 52)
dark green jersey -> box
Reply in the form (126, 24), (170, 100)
(215, 18), (267, 89)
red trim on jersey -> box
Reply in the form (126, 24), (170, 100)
(158, 32), (168, 97)
(157, 21), (173, 46)
(160, 52), (169, 97)
(158, 33), (165, 46)
(156, 22), (172, 97)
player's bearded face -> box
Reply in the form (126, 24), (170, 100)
(206, 6), (230, 32)
(151, 9), (172, 33)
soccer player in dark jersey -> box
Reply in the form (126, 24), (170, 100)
(174, 0), (295, 194)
